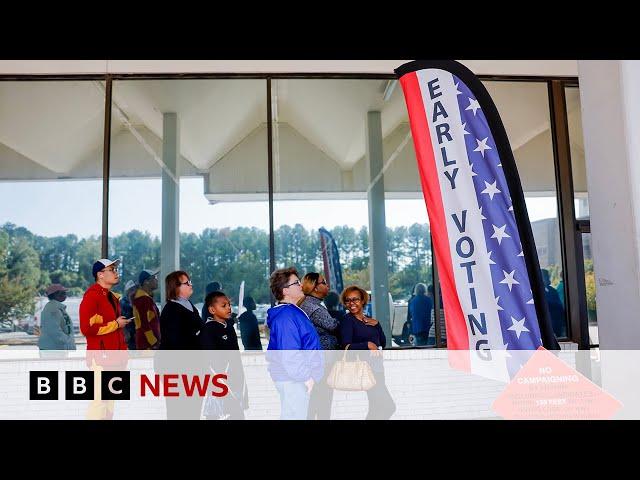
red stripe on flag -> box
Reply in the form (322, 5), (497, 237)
(400, 72), (469, 351)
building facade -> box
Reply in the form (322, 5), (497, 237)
(0, 60), (632, 350)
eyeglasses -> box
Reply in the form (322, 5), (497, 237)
(317, 280), (327, 286)
(284, 280), (301, 288)
(178, 280), (193, 287)
(101, 267), (118, 273)
(344, 297), (362, 304)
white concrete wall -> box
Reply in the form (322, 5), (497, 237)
(578, 60), (640, 348)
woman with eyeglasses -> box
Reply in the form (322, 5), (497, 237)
(339, 285), (396, 419)
(159, 271), (202, 350)
(158, 270), (204, 419)
(298, 273), (339, 350)
(298, 272), (340, 419)
(266, 267), (323, 420)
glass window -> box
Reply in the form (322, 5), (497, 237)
(109, 79), (269, 351)
(581, 232), (598, 345)
(271, 78), (387, 345)
(0, 80), (105, 342)
(271, 78), (437, 348)
(565, 87), (589, 219)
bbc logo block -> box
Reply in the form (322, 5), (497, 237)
(29, 371), (58, 400)
(30, 371), (130, 400)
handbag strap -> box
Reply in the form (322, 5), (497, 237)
(342, 344), (350, 361)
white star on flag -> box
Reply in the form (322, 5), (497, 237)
(466, 161), (477, 177)
(495, 296), (503, 311)
(473, 137), (492, 157)
(465, 97), (481, 116)
(491, 224), (511, 245)
(461, 122), (471, 136)
(517, 250), (524, 257)
(500, 343), (512, 358)
(500, 269), (520, 291)
(479, 206), (487, 221)
(507, 316), (530, 339)
(481, 180), (501, 200)
(455, 82), (463, 96)
(487, 251), (496, 265)
(508, 205), (514, 212)
(526, 298), (534, 305)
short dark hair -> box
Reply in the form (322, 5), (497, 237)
(205, 291), (228, 310)
(206, 282), (221, 295)
(165, 270), (190, 301)
(270, 267), (299, 301)
(341, 285), (369, 307)
(301, 272), (321, 295)
(243, 296), (256, 311)
(324, 291), (340, 310)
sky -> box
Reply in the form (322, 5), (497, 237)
(0, 177), (565, 239)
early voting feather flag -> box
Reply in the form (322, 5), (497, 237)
(395, 61), (559, 367)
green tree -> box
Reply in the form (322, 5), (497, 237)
(0, 229), (41, 327)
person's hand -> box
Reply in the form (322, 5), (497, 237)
(368, 341), (382, 356)
(304, 377), (315, 394)
(116, 316), (131, 328)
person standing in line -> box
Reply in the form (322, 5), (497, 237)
(158, 270), (203, 420)
(38, 283), (76, 351)
(298, 272), (340, 419)
(266, 267), (323, 420)
(121, 280), (138, 350)
(407, 283), (433, 347)
(340, 285), (396, 420)
(159, 271), (201, 350)
(79, 258), (131, 420)
(79, 259), (130, 351)
(133, 269), (161, 349)
(238, 296), (262, 351)
(199, 291), (248, 420)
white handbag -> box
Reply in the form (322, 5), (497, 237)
(327, 344), (377, 391)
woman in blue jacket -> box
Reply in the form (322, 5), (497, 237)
(266, 267), (323, 420)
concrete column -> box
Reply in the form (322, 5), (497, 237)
(366, 111), (391, 346)
(161, 112), (180, 304)
(578, 61), (640, 348)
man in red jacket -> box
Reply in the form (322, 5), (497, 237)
(79, 258), (131, 420)
(79, 258), (131, 350)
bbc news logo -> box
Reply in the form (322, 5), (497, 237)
(29, 371), (229, 400)
(30, 371), (130, 400)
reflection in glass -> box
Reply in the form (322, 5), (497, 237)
(565, 87), (589, 219)
(0, 81), (105, 343)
